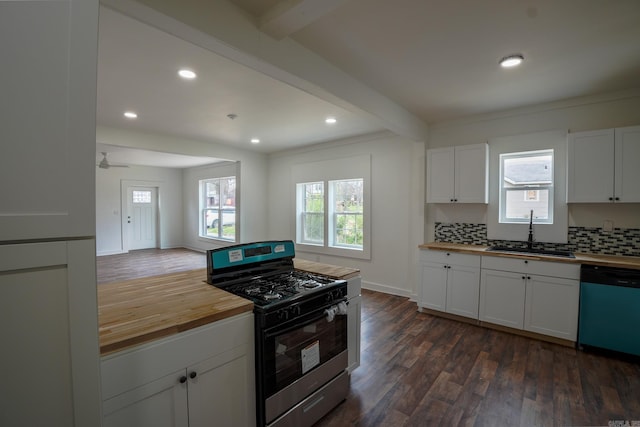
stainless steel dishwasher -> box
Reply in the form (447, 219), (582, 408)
(578, 265), (640, 357)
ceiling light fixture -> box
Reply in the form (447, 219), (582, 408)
(124, 111), (138, 119)
(325, 117), (337, 124)
(251, 138), (260, 144)
(178, 69), (196, 79)
(499, 54), (524, 68)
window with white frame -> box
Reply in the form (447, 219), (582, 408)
(329, 179), (364, 248)
(296, 178), (364, 251)
(292, 154), (370, 259)
(499, 149), (553, 224)
(200, 176), (236, 241)
(299, 182), (324, 245)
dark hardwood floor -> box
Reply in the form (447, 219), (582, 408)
(317, 289), (640, 427)
(97, 249), (640, 426)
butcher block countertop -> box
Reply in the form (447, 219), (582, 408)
(98, 268), (252, 355)
(98, 259), (360, 356)
(294, 258), (360, 280)
(420, 242), (640, 270)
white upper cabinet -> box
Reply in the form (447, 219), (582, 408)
(614, 126), (640, 202)
(426, 143), (488, 203)
(0, 0), (98, 241)
(567, 125), (640, 203)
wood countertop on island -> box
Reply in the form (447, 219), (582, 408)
(98, 268), (253, 355)
(98, 259), (360, 356)
(420, 242), (640, 270)
(294, 258), (360, 280)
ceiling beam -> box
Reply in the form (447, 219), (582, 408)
(102, 0), (429, 142)
(259, 0), (347, 40)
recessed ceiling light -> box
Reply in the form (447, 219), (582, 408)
(178, 69), (197, 79)
(250, 138), (260, 144)
(124, 111), (138, 119)
(325, 117), (337, 124)
(499, 54), (524, 68)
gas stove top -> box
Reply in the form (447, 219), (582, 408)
(206, 241), (346, 311)
(225, 270), (341, 307)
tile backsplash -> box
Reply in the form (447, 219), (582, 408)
(434, 222), (640, 257)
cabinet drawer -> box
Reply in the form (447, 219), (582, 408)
(527, 260), (580, 279)
(481, 256), (579, 279)
(421, 250), (480, 267)
(101, 313), (253, 400)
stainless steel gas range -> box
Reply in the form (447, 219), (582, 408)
(207, 241), (349, 427)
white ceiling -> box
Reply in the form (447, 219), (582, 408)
(96, 0), (640, 167)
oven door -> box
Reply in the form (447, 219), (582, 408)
(262, 301), (347, 424)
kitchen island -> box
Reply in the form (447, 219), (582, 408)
(98, 260), (360, 355)
(98, 258), (360, 427)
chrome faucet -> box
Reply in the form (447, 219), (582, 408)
(527, 209), (534, 249)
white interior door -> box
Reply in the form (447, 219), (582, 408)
(127, 187), (158, 250)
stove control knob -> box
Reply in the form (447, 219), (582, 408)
(277, 309), (288, 321)
(289, 306), (301, 316)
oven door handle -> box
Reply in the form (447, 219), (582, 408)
(264, 298), (347, 339)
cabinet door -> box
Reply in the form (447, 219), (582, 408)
(567, 129), (615, 202)
(102, 369), (189, 427)
(446, 265), (480, 319)
(347, 295), (362, 373)
(419, 262), (448, 311)
(455, 143), (488, 203)
(426, 147), (455, 203)
(0, 0), (98, 240)
(524, 275), (579, 341)
(0, 240), (100, 427)
(479, 269), (525, 329)
(614, 125), (640, 202)
(187, 345), (254, 427)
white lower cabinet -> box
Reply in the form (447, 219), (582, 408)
(419, 250), (481, 319)
(480, 256), (580, 341)
(524, 275), (580, 341)
(101, 313), (255, 427)
(102, 368), (189, 427)
(479, 269), (526, 329)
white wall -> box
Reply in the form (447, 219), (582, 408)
(96, 164), (183, 255)
(425, 89), (640, 242)
(96, 125), (270, 253)
(268, 132), (425, 297)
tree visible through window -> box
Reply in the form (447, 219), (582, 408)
(200, 176), (236, 241)
(300, 182), (324, 244)
(499, 150), (554, 224)
(330, 179), (363, 247)
(296, 178), (364, 250)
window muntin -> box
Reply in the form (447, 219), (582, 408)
(132, 190), (151, 203)
(296, 178), (364, 251)
(499, 150), (553, 224)
(200, 176), (236, 241)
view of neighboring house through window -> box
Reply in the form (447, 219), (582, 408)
(200, 176), (236, 241)
(296, 178), (364, 250)
(499, 149), (554, 224)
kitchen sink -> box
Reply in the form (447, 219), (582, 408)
(486, 246), (575, 258)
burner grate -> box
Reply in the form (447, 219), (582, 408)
(224, 270), (338, 306)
